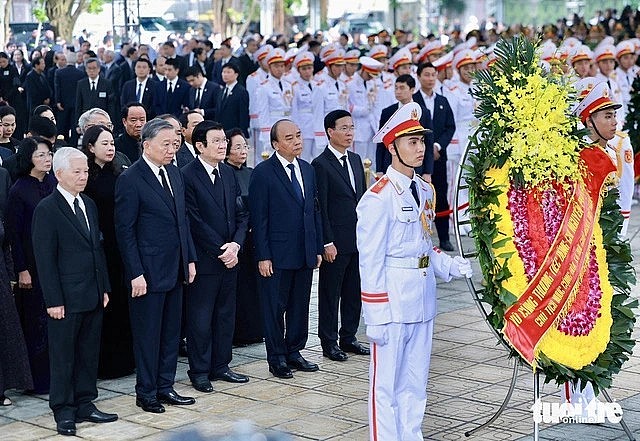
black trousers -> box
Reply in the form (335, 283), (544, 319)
(258, 267), (313, 365)
(317, 251), (361, 347)
(48, 304), (102, 422)
(432, 158), (450, 243)
(129, 282), (182, 399)
(186, 271), (237, 380)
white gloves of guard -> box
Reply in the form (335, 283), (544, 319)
(366, 325), (389, 346)
(449, 256), (473, 278)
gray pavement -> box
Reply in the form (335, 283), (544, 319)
(1, 204), (639, 440)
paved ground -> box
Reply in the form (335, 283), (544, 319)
(1, 204), (639, 440)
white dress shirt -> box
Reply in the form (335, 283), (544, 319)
(142, 154), (173, 195)
(327, 144), (355, 191)
(57, 184), (90, 231)
(275, 152), (304, 197)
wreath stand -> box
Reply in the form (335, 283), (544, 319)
(453, 151), (636, 441)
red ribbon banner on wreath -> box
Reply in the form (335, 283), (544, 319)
(502, 147), (616, 365)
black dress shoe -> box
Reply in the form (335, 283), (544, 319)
(56, 420), (76, 436)
(191, 378), (214, 393)
(212, 369), (249, 383)
(268, 363), (293, 379)
(157, 390), (196, 406)
(136, 397), (165, 413)
(323, 344), (348, 361)
(287, 356), (319, 372)
(340, 341), (371, 355)
(439, 240), (455, 252)
(76, 409), (118, 423)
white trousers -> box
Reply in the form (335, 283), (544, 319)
(369, 320), (434, 441)
(299, 138), (317, 163)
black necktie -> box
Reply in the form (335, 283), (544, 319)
(222, 87), (229, 103)
(340, 155), (354, 190)
(159, 168), (173, 198)
(278, 80), (283, 92)
(335, 81), (339, 91)
(308, 82), (313, 91)
(363, 79), (367, 89)
(91, 80), (96, 91)
(410, 181), (420, 206)
(136, 83), (143, 102)
(168, 81), (173, 94)
(287, 164), (303, 202)
(194, 88), (201, 108)
(73, 198), (90, 236)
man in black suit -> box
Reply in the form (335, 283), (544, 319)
(32, 147), (118, 436)
(24, 56), (52, 116)
(120, 58), (158, 119)
(211, 38), (237, 84)
(376, 74), (434, 177)
(115, 102), (147, 163)
(55, 52), (86, 142)
(312, 110), (369, 362)
(115, 118), (197, 414)
(183, 121), (250, 392)
(237, 38), (259, 86)
(185, 66), (219, 120)
(215, 63), (249, 137)
(74, 57), (117, 127)
(176, 110), (204, 167)
(163, 41), (188, 79)
(155, 58), (190, 118)
(248, 119), (323, 379)
(413, 62), (456, 251)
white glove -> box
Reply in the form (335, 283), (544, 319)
(366, 324), (389, 346)
(449, 256), (473, 279)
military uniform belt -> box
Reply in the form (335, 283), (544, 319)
(385, 255), (430, 269)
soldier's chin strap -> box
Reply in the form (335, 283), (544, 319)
(588, 116), (608, 145)
(392, 142), (415, 169)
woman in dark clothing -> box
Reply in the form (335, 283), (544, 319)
(0, 220), (33, 405)
(81, 125), (135, 379)
(5, 137), (56, 394)
(225, 128), (263, 345)
(0, 105), (20, 153)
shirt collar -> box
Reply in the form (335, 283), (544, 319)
(386, 165), (416, 191)
(327, 144), (348, 161)
(56, 184), (80, 209)
(142, 153), (164, 176)
(197, 156), (219, 174)
(225, 81), (237, 92)
(275, 151), (298, 170)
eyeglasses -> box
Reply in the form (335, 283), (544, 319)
(86, 122), (114, 130)
(207, 138), (228, 145)
(335, 126), (355, 133)
(231, 144), (249, 151)
(32, 152), (53, 160)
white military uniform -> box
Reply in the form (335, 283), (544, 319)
(291, 78), (322, 161)
(348, 72), (381, 167)
(357, 168), (454, 441)
(358, 102), (470, 441)
(607, 132), (635, 236)
(247, 67), (269, 163)
(255, 75), (293, 155)
(313, 76), (349, 150)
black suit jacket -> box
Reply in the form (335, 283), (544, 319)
(24, 69), (51, 113)
(183, 159), (248, 274)
(32, 190), (110, 312)
(120, 79), (158, 118)
(54, 65), (86, 110)
(176, 143), (196, 168)
(237, 53), (258, 86)
(312, 147), (365, 254)
(172, 55), (189, 79)
(75, 76), (117, 126)
(115, 132), (141, 164)
(248, 154), (323, 270)
(376, 102), (434, 174)
(413, 90), (456, 163)
(215, 84), (249, 136)
(155, 78), (190, 118)
(115, 159), (196, 292)
(188, 80), (220, 120)
(211, 57), (238, 84)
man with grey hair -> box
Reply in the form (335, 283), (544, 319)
(74, 57), (117, 127)
(32, 147), (118, 436)
(115, 118), (197, 413)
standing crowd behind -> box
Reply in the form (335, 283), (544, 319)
(0, 6), (637, 439)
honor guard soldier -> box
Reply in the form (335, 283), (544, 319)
(283, 48), (299, 84)
(255, 48), (293, 162)
(340, 50), (361, 84)
(357, 102), (472, 441)
(379, 48), (414, 109)
(347, 56), (384, 169)
(415, 40), (444, 66)
(594, 38), (625, 126)
(569, 45), (594, 79)
(314, 48), (349, 152)
(614, 40), (638, 115)
(314, 44), (339, 83)
(368, 44), (394, 110)
(247, 45), (272, 164)
(291, 51), (323, 162)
